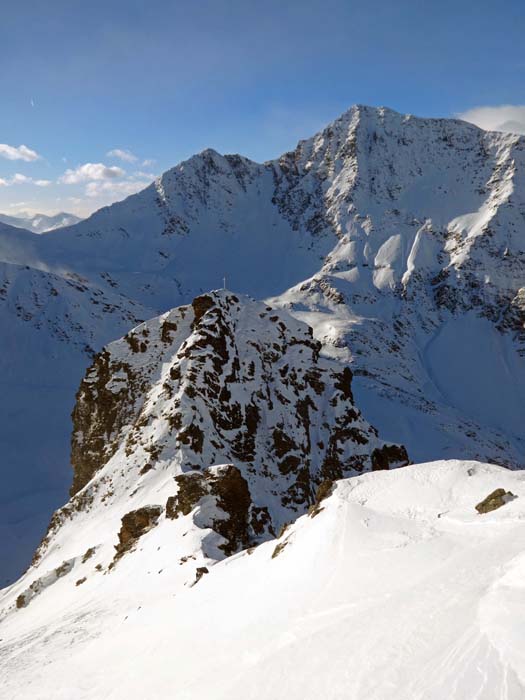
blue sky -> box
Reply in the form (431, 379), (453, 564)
(0, 0), (524, 217)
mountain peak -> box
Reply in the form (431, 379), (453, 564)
(22, 289), (405, 577)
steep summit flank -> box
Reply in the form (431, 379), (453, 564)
(271, 106), (525, 467)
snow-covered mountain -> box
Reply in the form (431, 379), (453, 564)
(0, 211), (82, 233)
(13, 290), (405, 587)
(2, 459), (525, 699)
(1, 105), (525, 583)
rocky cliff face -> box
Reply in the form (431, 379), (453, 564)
(43, 290), (404, 570)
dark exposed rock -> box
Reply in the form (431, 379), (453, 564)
(70, 351), (138, 495)
(167, 465), (252, 556)
(475, 488), (516, 514)
(271, 539), (289, 559)
(191, 294), (215, 327)
(371, 444), (410, 471)
(333, 367), (354, 402)
(160, 319), (178, 343)
(166, 473), (208, 518)
(194, 566), (209, 584)
(210, 465), (252, 555)
(114, 505), (163, 558)
(178, 424), (205, 453)
(81, 547), (96, 563)
(308, 478), (335, 518)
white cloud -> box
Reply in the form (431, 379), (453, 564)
(0, 143), (40, 161)
(457, 105), (525, 135)
(142, 158), (156, 167)
(59, 162), (125, 184)
(107, 148), (138, 163)
(85, 179), (150, 199)
(0, 174), (53, 187)
(133, 170), (157, 180)
(11, 173), (31, 184)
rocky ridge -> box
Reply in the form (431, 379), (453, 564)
(29, 290), (406, 581)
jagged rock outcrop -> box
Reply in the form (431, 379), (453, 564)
(70, 291), (406, 515)
(114, 506), (164, 559)
(32, 290), (407, 576)
(166, 465), (253, 556)
(475, 488), (516, 514)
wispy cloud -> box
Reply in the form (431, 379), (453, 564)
(457, 105), (525, 135)
(0, 174), (52, 187)
(142, 158), (156, 167)
(133, 170), (157, 180)
(85, 178), (150, 199)
(11, 173), (31, 184)
(107, 148), (138, 163)
(59, 162), (125, 184)
(0, 143), (40, 161)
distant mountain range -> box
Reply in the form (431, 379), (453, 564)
(0, 211), (82, 233)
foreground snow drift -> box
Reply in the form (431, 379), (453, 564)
(1, 460), (525, 699)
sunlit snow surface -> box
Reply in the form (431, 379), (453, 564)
(1, 460), (525, 699)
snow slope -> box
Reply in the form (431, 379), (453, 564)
(1, 460), (524, 699)
(0, 236), (154, 582)
(2, 105), (525, 580)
